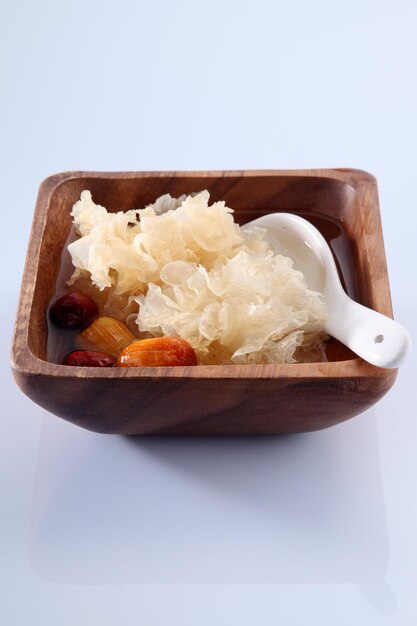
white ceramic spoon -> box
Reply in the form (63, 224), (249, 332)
(243, 213), (411, 368)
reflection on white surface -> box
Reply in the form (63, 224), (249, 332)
(30, 412), (395, 613)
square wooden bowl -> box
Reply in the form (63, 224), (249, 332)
(11, 169), (397, 435)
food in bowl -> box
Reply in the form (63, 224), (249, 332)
(48, 189), (328, 366)
(12, 169), (398, 435)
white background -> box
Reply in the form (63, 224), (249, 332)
(1, 1), (416, 624)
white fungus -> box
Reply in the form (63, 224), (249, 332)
(68, 190), (327, 364)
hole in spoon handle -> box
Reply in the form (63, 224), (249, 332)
(326, 297), (411, 368)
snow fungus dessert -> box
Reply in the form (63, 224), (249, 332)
(48, 190), (328, 367)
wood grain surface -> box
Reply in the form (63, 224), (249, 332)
(11, 169), (397, 435)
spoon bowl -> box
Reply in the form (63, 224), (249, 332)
(244, 213), (411, 368)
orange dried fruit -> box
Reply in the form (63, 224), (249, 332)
(116, 336), (198, 367)
(78, 316), (135, 356)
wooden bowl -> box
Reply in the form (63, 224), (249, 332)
(11, 169), (397, 435)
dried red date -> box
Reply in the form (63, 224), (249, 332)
(63, 350), (116, 367)
(50, 291), (98, 329)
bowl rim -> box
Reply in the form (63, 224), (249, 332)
(11, 168), (395, 381)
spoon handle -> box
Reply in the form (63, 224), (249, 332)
(325, 292), (411, 368)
